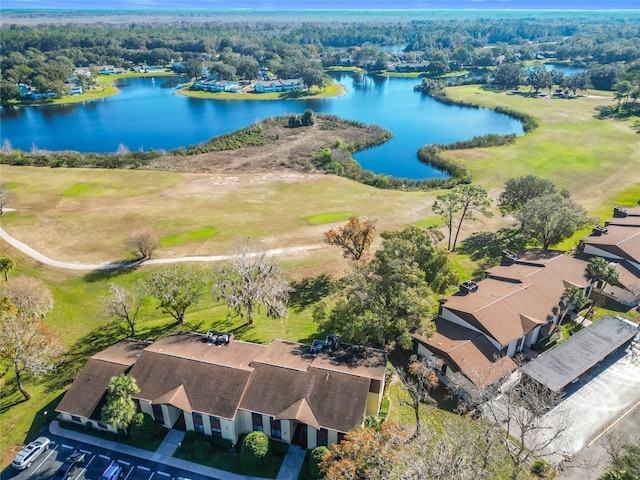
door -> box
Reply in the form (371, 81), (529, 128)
(291, 422), (308, 449)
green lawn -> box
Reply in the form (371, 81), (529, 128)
(160, 227), (218, 247)
(305, 212), (353, 225)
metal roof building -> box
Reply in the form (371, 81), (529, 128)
(521, 315), (638, 392)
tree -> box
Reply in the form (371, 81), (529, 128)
(182, 57), (203, 80)
(526, 65), (554, 93)
(2, 275), (54, 318)
(213, 237), (289, 326)
(0, 299), (64, 400)
(143, 265), (206, 324)
(559, 286), (589, 326)
(516, 193), (591, 249)
(432, 190), (460, 251)
(320, 226), (456, 349)
(601, 442), (640, 480)
(127, 228), (159, 260)
(102, 284), (143, 336)
(481, 376), (572, 480)
(498, 175), (557, 217)
(0, 257), (15, 282)
(397, 355), (439, 441)
(324, 216), (377, 261)
(584, 257), (620, 317)
(319, 422), (405, 480)
(0, 183), (14, 215)
(101, 373), (140, 435)
(492, 63), (525, 90)
(435, 185), (493, 252)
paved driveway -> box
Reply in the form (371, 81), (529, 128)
(535, 338), (640, 465)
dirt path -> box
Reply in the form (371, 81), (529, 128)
(0, 226), (323, 271)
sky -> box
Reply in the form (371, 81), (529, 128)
(2, 0), (638, 9)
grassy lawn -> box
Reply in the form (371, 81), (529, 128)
(305, 212), (353, 225)
(442, 86), (640, 218)
(57, 420), (168, 452)
(160, 227), (218, 247)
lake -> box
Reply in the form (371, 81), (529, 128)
(0, 73), (523, 180)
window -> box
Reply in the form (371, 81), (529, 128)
(210, 416), (222, 437)
(270, 418), (281, 439)
(192, 412), (204, 433)
(71, 415), (82, 423)
(252, 413), (263, 432)
(97, 422), (108, 430)
(317, 428), (328, 447)
(337, 432), (346, 445)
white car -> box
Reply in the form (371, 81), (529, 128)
(12, 437), (51, 470)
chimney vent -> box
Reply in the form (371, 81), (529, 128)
(459, 280), (478, 294)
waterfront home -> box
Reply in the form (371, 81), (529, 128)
(254, 78), (303, 93)
(56, 332), (386, 450)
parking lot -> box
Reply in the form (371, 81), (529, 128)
(2, 435), (219, 480)
(531, 339), (640, 465)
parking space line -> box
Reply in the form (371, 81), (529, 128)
(30, 445), (58, 476)
(118, 460), (131, 466)
(147, 472), (155, 480)
(99, 454), (111, 460)
(157, 472), (170, 477)
(123, 465), (135, 480)
(80, 449), (92, 455)
(137, 466), (151, 471)
(61, 444), (74, 449)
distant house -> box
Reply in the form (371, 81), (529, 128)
(66, 84), (83, 95)
(96, 65), (125, 75)
(393, 62), (430, 72)
(254, 78), (303, 93)
(56, 331), (387, 450)
(192, 79), (239, 93)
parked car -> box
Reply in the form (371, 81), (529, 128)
(101, 461), (123, 480)
(53, 451), (86, 480)
(12, 437), (51, 470)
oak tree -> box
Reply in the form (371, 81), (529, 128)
(516, 193), (591, 249)
(102, 283), (143, 336)
(127, 228), (159, 260)
(324, 216), (377, 261)
(2, 275), (54, 318)
(498, 175), (557, 216)
(143, 265), (206, 324)
(213, 237), (289, 326)
(0, 299), (63, 400)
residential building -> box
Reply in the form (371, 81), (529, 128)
(254, 78), (303, 93)
(56, 332), (386, 450)
(579, 206), (640, 306)
(437, 250), (589, 358)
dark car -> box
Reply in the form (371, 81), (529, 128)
(52, 451), (86, 480)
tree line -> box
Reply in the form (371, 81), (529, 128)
(2, 13), (640, 103)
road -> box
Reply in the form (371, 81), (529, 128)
(1, 434), (218, 480)
(0, 226), (322, 271)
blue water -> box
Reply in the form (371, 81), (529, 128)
(0, 73), (523, 179)
(544, 63), (586, 76)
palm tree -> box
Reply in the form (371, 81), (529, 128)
(101, 374), (140, 435)
(585, 257), (620, 318)
(559, 286), (589, 326)
(0, 257), (14, 282)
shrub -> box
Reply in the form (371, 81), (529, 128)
(531, 458), (548, 478)
(241, 431), (271, 466)
(130, 413), (155, 442)
(192, 439), (210, 461)
(309, 446), (329, 479)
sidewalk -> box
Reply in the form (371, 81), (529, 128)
(49, 421), (305, 480)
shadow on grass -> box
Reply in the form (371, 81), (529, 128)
(83, 259), (143, 283)
(456, 227), (528, 280)
(289, 274), (336, 312)
(0, 379), (27, 414)
(24, 393), (66, 442)
(388, 347), (461, 413)
(43, 321), (128, 393)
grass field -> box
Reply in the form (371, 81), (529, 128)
(1, 85), (639, 468)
